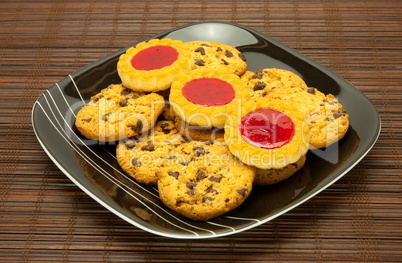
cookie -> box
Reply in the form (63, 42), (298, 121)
(243, 68), (349, 148)
(305, 94), (349, 148)
(157, 139), (255, 221)
(169, 68), (250, 128)
(241, 68), (308, 98)
(254, 155), (306, 186)
(188, 40), (247, 76)
(116, 120), (187, 185)
(164, 103), (224, 141)
(117, 38), (194, 92)
(75, 84), (165, 142)
(224, 97), (310, 169)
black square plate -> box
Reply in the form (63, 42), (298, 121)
(32, 21), (380, 239)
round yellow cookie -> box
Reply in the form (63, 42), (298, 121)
(187, 40), (247, 76)
(305, 94), (349, 148)
(169, 68), (250, 128)
(116, 121), (187, 185)
(241, 68), (308, 98)
(243, 68), (350, 148)
(117, 38), (194, 92)
(157, 140), (255, 221)
(224, 97), (310, 169)
(75, 84), (165, 142)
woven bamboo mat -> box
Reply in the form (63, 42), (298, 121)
(1, 0), (401, 262)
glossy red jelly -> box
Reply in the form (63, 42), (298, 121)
(131, 45), (178, 70)
(182, 78), (235, 107)
(240, 108), (295, 149)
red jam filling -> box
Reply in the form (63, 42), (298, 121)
(131, 45), (178, 70)
(240, 109), (295, 149)
(182, 78), (235, 107)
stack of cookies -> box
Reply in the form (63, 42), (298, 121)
(75, 38), (349, 221)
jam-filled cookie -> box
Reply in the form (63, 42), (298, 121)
(117, 38), (194, 92)
(116, 121), (187, 185)
(243, 68), (349, 149)
(224, 97), (310, 169)
(157, 139), (255, 221)
(188, 40), (247, 76)
(75, 84), (165, 142)
(169, 68), (250, 128)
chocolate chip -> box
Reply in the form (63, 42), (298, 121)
(251, 74), (262, 79)
(82, 118), (92, 122)
(187, 189), (195, 196)
(200, 43), (211, 47)
(196, 170), (207, 181)
(120, 88), (132, 96)
(195, 60), (205, 66)
(307, 88), (316, 95)
(333, 112), (344, 119)
(238, 53), (246, 61)
(160, 123), (170, 129)
(101, 112), (111, 122)
(141, 141), (155, 151)
(180, 160), (190, 166)
(253, 81), (266, 91)
(167, 155), (177, 159)
(125, 139), (137, 148)
(195, 47), (205, 55)
(204, 140), (214, 145)
(131, 158), (141, 167)
(168, 171), (179, 179)
(209, 176), (221, 183)
(186, 182), (197, 189)
(237, 188), (248, 196)
(91, 95), (104, 103)
(176, 197), (184, 205)
(162, 128), (171, 134)
(130, 120), (143, 133)
(202, 196), (215, 203)
(194, 147), (206, 157)
(216, 47), (223, 52)
(206, 185), (218, 194)
(221, 58), (229, 65)
(225, 50), (234, 58)
(119, 98), (129, 107)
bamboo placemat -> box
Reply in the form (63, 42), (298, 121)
(1, 0), (401, 262)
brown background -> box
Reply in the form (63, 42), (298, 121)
(1, 0), (401, 262)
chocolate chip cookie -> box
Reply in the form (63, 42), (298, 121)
(187, 40), (248, 76)
(157, 139), (255, 221)
(75, 84), (165, 142)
